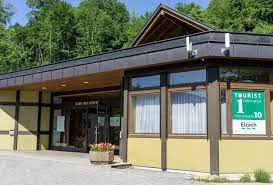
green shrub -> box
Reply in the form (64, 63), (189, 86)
(209, 176), (229, 183)
(254, 169), (271, 183)
(240, 174), (252, 183)
(192, 176), (229, 183)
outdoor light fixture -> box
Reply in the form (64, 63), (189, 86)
(83, 81), (89, 84)
(186, 36), (198, 58)
(41, 87), (47, 90)
(61, 84), (67, 87)
(221, 33), (230, 57)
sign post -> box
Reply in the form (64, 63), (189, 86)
(232, 90), (266, 135)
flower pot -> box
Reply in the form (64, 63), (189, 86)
(89, 151), (114, 164)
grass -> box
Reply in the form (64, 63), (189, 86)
(254, 169), (271, 183)
(240, 174), (252, 183)
(192, 176), (230, 183)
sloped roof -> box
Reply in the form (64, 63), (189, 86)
(130, 4), (213, 47)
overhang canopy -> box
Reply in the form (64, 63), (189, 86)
(1, 31), (273, 92)
(130, 4), (213, 47)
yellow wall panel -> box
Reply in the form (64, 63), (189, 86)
(42, 92), (51, 104)
(0, 90), (16, 102)
(40, 135), (49, 150)
(17, 134), (37, 150)
(0, 106), (15, 130)
(18, 106), (38, 131)
(167, 139), (210, 172)
(41, 107), (50, 131)
(128, 138), (161, 168)
(220, 140), (273, 173)
(20, 91), (39, 103)
(0, 135), (13, 150)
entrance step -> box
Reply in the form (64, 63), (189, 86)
(111, 163), (132, 169)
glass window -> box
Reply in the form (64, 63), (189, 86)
(221, 89), (227, 135)
(131, 75), (160, 90)
(170, 70), (206, 86)
(132, 94), (160, 133)
(219, 67), (273, 83)
(171, 90), (207, 134)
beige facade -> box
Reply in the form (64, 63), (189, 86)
(0, 90), (51, 150)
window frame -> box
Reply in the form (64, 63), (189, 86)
(128, 89), (161, 138)
(167, 85), (208, 138)
(220, 82), (273, 139)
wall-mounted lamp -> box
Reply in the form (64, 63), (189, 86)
(186, 37), (198, 58)
(221, 33), (230, 57)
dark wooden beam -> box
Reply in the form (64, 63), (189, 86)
(207, 67), (220, 175)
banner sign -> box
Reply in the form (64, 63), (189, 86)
(232, 90), (266, 135)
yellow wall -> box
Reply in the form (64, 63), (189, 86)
(0, 135), (13, 150)
(0, 90), (16, 102)
(0, 93), (16, 150)
(0, 90), (51, 151)
(17, 134), (37, 150)
(128, 138), (161, 168)
(220, 140), (273, 173)
(41, 107), (50, 131)
(0, 106), (15, 130)
(167, 139), (210, 172)
(18, 106), (38, 131)
(40, 135), (49, 150)
(20, 91), (39, 103)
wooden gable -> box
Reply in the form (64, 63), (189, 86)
(130, 5), (213, 47)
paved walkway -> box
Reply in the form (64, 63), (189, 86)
(0, 151), (268, 185)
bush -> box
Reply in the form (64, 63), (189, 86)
(209, 177), (229, 183)
(240, 174), (252, 183)
(254, 169), (271, 183)
(192, 176), (229, 183)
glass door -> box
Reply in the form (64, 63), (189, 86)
(68, 108), (87, 150)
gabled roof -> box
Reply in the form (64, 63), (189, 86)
(130, 4), (213, 47)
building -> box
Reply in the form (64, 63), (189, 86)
(1, 5), (273, 175)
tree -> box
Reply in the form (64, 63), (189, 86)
(0, 26), (30, 73)
(123, 12), (151, 48)
(23, 0), (77, 66)
(0, 0), (12, 26)
(75, 0), (129, 56)
(205, 0), (273, 33)
(176, 2), (206, 23)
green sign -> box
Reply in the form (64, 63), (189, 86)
(232, 90), (266, 134)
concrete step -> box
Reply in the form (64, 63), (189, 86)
(111, 163), (132, 169)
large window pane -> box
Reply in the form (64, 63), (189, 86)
(133, 94), (160, 133)
(131, 75), (160, 90)
(171, 90), (207, 134)
(170, 70), (206, 86)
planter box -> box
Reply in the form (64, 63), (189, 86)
(89, 151), (114, 164)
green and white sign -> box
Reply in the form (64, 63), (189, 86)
(232, 90), (266, 135)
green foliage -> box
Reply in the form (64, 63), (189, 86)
(0, 0), (12, 26)
(75, 0), (129, 56)
(123, 12), (151, 48)
(193, 176), (230, 183)
(176, 2), (206, 23)
(254, 169), (271, 183)
(0, 26), (30, 73)
(240, 174), (252, 183)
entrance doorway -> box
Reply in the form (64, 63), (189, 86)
(51, 91), (121, 153)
